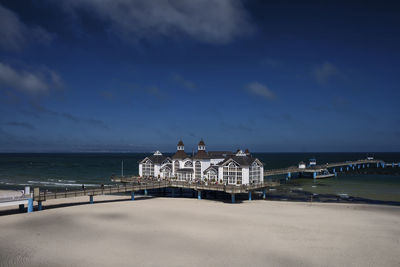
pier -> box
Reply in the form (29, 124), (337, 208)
(4, 158), (399, 213)
(32, 180), (279, 206)
(264, 159), (383, 178)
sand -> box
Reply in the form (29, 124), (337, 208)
(0, 196), (399, 267)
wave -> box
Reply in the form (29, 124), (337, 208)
(27, 180), (98, 187)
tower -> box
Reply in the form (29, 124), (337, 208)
(198, 139), (205, 151)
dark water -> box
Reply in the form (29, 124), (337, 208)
(0, 153), (399, 202)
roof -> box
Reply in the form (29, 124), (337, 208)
(193, 150), (210, 159)
(208, 151), (233, 158)
(172, 150), (189, 159)
(177, 140), (184, 146)
(198, 139), (205, 146)
(219, 155), (263, 167)
(140, 154), (171, 165)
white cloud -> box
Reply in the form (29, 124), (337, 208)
(59, 0), (254, 44)
(0, 4), (53, 51)
(246, 82), (275, 100)
(313, 62), (340, 85)
(0, 62), (62, 95)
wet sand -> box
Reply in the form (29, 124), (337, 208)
(0, 196), (399, 267)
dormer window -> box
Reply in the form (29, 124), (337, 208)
(153, 150), (162, 156)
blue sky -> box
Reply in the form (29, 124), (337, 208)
(0, 0), (399, 152)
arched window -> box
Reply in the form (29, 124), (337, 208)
(143, 160), (154, 177)
(184, 161), (193, 168)
(195, 161), (201, 179)
(174, 161), (180, 174)
(223, 161), (242, 184)
(161, 166), (172, 178)
(206, 169), (217, 182)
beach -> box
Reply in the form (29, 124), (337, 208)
(0, 196), (399, 267)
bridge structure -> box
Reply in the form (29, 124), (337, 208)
(264, 159), (388, 179)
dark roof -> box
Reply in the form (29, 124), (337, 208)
(208, 151), (233, 158)
(219, 155), (263, 167)
(177, 140), (184, 146)
(193, 150), (210, 159)
(140, 154), (171, 165)
(198, 139), (205, 146)
(148, 154), (169, 164)
(172, 150), (189, 159)
(203, 165), (218, 174)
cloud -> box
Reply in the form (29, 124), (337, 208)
(313, 62), (341, 85)
(172, 74), (196, 91)
(0, 62), (63, 95)
(0, 4), (53, 51)
(59, 0), (254, 44)
(246, 82), (275, 100)
(3, 121), (35, 130)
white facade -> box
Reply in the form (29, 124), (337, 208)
(138, 141), (264, 186)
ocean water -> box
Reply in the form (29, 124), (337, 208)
(0, 153), (399, 202)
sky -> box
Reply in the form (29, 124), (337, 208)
(0, 0), (399, 153)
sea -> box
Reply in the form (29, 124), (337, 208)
(1, 152), (399, 204)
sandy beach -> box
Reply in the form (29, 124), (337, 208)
(0, 196), (399, 267)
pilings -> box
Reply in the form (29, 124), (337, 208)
(28, 198), (33, 213)
(197, 190), (202, 200)
(89, 195), (94, 204)
(263, 189), (266, 200)
(144, 189), (148, 196)
(248, 191), (252, 201)
(231, 194), (235, 203)
(131, 191), (135, 200)
(38, 201), (42, 211)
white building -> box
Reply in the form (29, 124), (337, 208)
(139, 140), (264, 185)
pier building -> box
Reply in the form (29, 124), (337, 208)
(139, 140), (264, 185)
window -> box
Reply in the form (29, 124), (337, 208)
(223, 161), (242, 184)
(161, 166), (172, 178)
(249, 161), (261, 184)
(142, 160), (154, 177)
(184, 161), (193, 168)
(174, 161), (179, 174)
(195, 161), (201, 179)
(206, 169), (217, 181)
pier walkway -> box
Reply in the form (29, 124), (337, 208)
(264, 159), (383, 177)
